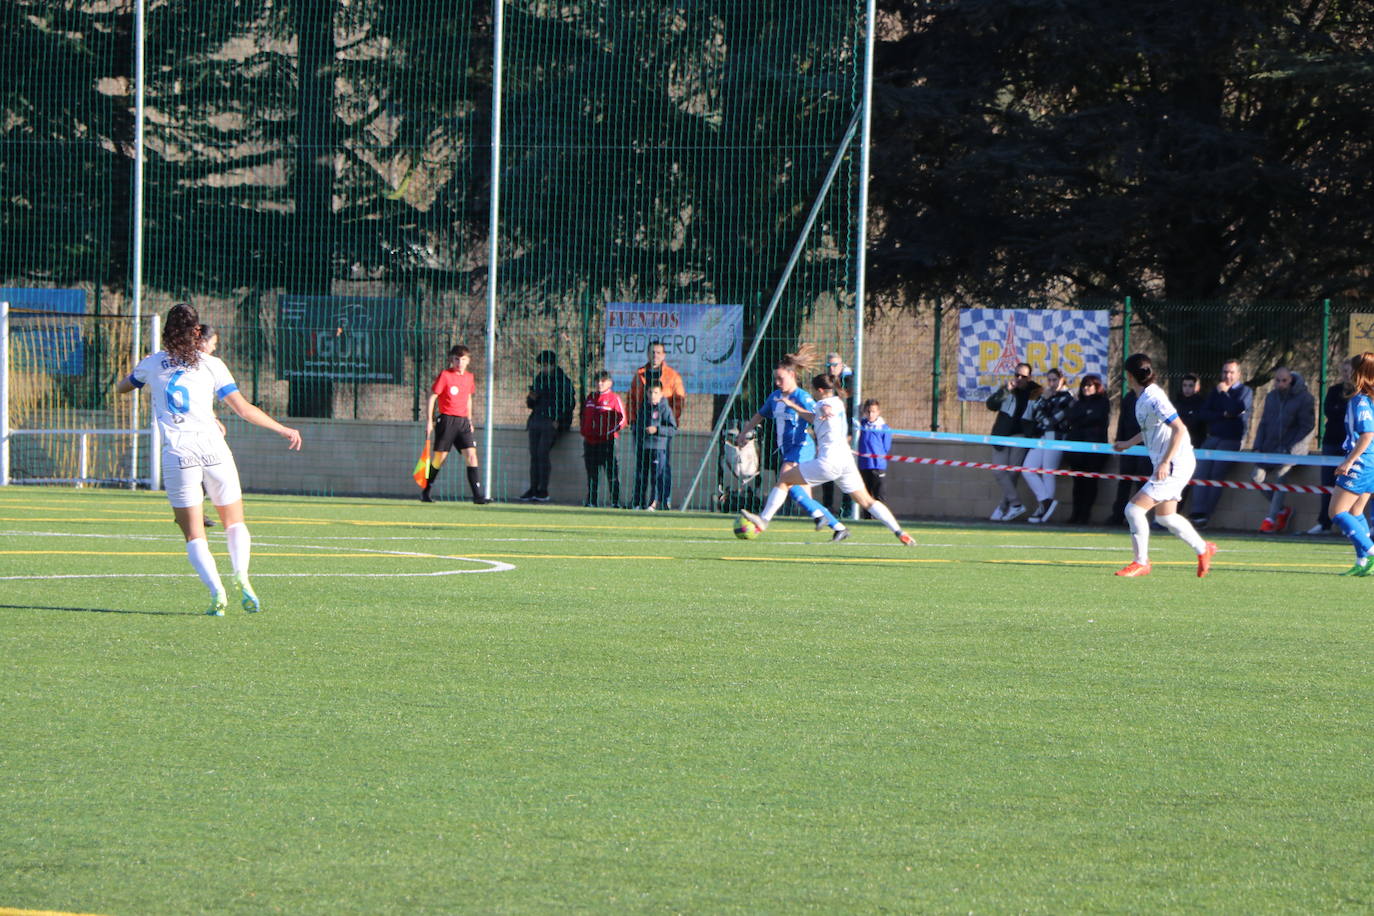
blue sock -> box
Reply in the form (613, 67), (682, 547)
(789, 485), (840, 529)
(1333, 512), (1373, 559)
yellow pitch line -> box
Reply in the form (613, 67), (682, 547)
(0, 908), (110, 916)
(720, 555), (950, 565)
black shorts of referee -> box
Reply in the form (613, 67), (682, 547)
(433, 414), (476, 452)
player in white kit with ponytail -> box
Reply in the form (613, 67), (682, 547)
(117, 303), (302, 615)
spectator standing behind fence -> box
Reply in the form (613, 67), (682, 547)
(855, 399), (892, 518)
(581, 370), (626, 508)
(1307, 361), (1353, 534)
(1250, 367), (1315, 533)
(1187, 359), (1253, 529)
(1064, 374), (1110, 525)
(520, 350), (576, 503)
(1174, 372), (1208, 513)
(1021, 367), (1075, 523)
(632, 380), (678, 510)
(985, 362), (1037, 521)
(421, 345), (491, 505)
(1108, 387), (1149, 526)
(627, 340), (687, 429)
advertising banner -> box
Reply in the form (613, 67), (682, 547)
(277, 295), (405, 384)
(604, 303), (744, 394)
(1, 288), (87, 375)
(958, 308), (1110, 401)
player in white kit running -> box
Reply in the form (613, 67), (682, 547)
(116, 303), (302, 615)
(1111, 353), (1217, 578)
(739, 373), (914, 546)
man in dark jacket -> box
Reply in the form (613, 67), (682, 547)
(1188, 359), (1253, 528)
(520, 350), (576, 502)
(1250, 367), (1315, 532)
(985, 362), (1037, 521)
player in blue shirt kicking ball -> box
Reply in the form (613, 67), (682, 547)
(734, 345), (848, 540)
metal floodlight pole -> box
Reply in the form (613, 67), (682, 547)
(482, 0), (506, 497)
(129, 0), (148, 488)
(1, 301), (10, 485)
(679, 109), (863, 511)
(849, 0), (878, 519)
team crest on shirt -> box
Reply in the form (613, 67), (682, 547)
(450, 386), (459, 395)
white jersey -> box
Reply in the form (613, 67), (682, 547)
(812, 396), (853, 465)
(1135, 383), (1189, 467)
(130, 350), (237, 460)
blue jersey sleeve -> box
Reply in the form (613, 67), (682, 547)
(1355, 397), (1374, 435)
(792, 389), (818, 413)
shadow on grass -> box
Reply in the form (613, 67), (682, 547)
(0, 603), (196, 616)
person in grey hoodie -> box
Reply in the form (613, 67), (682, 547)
(1250, 366), (1315, 532)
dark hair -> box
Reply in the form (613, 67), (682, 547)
(1124, 353), (1155, 387)
(1016, 362), (1032, 374)
(1045, 367), (1063, 379)
(449, 345), (470, 359)
(163, 303), (202, 367)
(1078, 373), (1103, 395)
(1182, 372), (1200, 383)
(535, 349), (557, 366)
(647, 379), (663, 390)
(647, 339), (663, 350)
(198, 323), (216, 341)
(594, 370), (613, 383)
(811, 372), (849, 400)
(860, 398), (881, 412)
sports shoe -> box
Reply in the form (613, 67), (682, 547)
(420, 490), (434, 503)
(1027, 504), (1046, 523)
(1304, 523), (1329, 535)
(518, 490), (536, 502)
(1191, 515), (1210, 530)
(739, 509), (766, 533)
(1357, 561), (1374, 578)
(1114, 561), (1151, 577)
(1275, 507), (1293, 532)
(204, 516), (216, 529)
(1001, 503), (1026, 522)
(1339, 560), (1370, 576)
(831, 527), (851, 542)
(473, 497), (494, 505)
(206, 592), (228, 616)
(1259, 517), (1276, 533)
(814, 516), (827, 531)
(1196, 541), (1217, 578)
(532, 494), (550, 503)
(990, 502), (1007, 522)
(897, 531), (915, 547)
(234, 574), (260, 613)
(1039, 499), (1058, 524)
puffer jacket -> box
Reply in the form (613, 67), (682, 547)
(1253, 371), (1315, 454)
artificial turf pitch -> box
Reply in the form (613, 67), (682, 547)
(1, 488), (1371, 914)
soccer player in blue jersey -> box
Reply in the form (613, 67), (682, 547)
(1111, 353), (1217, 578)
(116, 303), (302, 615)
(1328, 353), (1374, 575)
(733, 345), (847, 540)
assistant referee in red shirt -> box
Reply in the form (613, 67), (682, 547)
(421, 345), (492, 504)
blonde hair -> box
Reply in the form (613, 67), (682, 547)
(775, 343), (819, 378)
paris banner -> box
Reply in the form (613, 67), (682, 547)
(957, 308), (1110, 401)
(604, 303), (744, 394)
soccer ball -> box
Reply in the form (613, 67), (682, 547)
(734, 514), (761, 539)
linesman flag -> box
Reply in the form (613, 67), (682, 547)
(413, 441), (432, 487)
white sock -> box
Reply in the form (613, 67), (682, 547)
(1156, 512), (1207, 554)
(1125, 502), (1150, 564)
(760, 486), (789, 523)
(186, 537), (225, 596)
(225, 522), (251, 579)
(866, 500), (902, 534)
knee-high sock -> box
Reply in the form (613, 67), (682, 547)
(1155, 512), (1207, 554)
(789, 485), (840, 529)
(466, 466), (486, 501)
(1125, 502), (1150, 564)
(186, 537), (225, 596)
(1355, 514), (1372, 556)
(1334, 512), (1374, 559)
(866, 500), (902, 534)
(426, 460), (443, 489)
(224, 522), (251, 578)
(759, 485), (790, 524)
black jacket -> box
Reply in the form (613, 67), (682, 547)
(1065, 392), (1110, 443)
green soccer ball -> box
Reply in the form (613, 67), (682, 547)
(734, 514), (761, 539)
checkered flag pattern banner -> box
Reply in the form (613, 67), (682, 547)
(958, 308), (1110, 400)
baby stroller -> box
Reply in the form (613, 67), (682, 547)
(716, 427), (761, 513)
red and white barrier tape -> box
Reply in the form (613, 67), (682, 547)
(855, 453), (1331, 494)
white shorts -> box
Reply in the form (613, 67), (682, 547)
(797, 457), (865, 495)
(1139, 454), (1195, 504)
(162, 441), (243, 509)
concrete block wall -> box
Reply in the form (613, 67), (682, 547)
(230, 418), (1329, 533)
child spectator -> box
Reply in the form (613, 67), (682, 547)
(855, 398), (892, 517)
(632, 380), (678, 510)
(581, 370), (626, 507)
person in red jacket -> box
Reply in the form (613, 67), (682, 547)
(581, 370), (626, 507)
